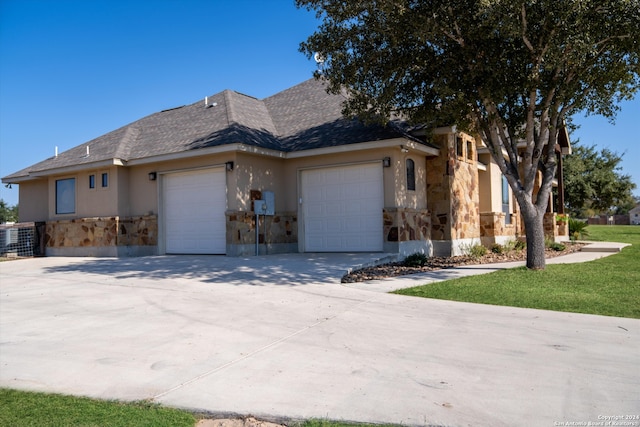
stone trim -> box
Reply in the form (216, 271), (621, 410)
(383, 207), (431, 243)
(45, 215), (157, 250)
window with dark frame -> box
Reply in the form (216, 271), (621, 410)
(456, 136), (464, 158)
(467, 140), (474, 161)
(502, 175), (511, 225)
(56, 178), (75, 214)
(406, 159), (416, 191)
(89, 174), (95, 189)
(101, 173), (108, 188)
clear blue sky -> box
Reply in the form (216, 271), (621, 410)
(1, 0), (639, 207)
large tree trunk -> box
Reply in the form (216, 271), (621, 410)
(520, 204), (547, 270)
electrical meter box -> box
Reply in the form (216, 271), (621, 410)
(254, 200), (267, 215)
(262, 191), (275, 216)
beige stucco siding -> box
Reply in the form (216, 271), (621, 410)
(478, 153), (504, 213)
(234, 153), (287, 212)
(17, 179), (48, 222)
(48, 168), (119, 219)
(127, 166), (160, 216)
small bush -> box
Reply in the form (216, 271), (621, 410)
(468, 244), (488, 258)
(546, 240), (566, 251)
(490, 243), (505, 254)
(403, 252), (428, 267)
(569, 218), (589, 241)
(513, 239), (526, 251)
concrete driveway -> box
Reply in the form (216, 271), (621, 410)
(1, 254), (638, 427)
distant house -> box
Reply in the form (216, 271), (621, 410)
(2, 78), (570, 257)
(630, 205), (640, 225)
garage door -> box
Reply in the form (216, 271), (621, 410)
(301, 163), (383, 252)
(163, 168), (226, 254)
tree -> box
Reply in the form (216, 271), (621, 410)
(0, 199), (18, 223)
(297, 0), (640, 269)
(562, 142), (637, 217)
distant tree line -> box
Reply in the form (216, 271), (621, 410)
(0, 200), (18, 223)
(560, 142), (637, 218)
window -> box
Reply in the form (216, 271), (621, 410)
(502, 175), (511, 224)
(89, 174), (95, 189)
(406, 159), (416, 191)
(101, 173), (108, 188)
(467, 140), (474, 161)
(456, 136), (464, 158)
(56, 178), (75, 214)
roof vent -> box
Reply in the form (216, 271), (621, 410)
(205, 96), (217, 108)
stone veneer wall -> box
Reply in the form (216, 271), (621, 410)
(479, 212), (516, 245)
(450, 159), (480, 241)
(383, 208), (431, 243)
(426, 134), (481, 249)
(544, 212), (570, 242)
(226, 211), (297, 255)
(45, 215), (157, 256)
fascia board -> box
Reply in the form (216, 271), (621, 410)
(28, 158), (125, 178)
(286, 138), (440, 159)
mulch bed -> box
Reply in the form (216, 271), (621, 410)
(341, 242), (585, 283)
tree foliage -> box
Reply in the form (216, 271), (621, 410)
(298, 0), (640, 269)
(562, 142), (637, 217)
(0, 199), (18, 223)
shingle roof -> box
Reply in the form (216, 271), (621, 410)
(3, 78), (429, 181)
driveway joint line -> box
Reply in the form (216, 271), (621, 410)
(151, 295), (379, 401)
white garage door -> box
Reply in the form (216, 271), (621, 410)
(301, 163), (383, 252)
(163, 168), (226, 254)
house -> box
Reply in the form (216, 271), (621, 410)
(2, 78), (570, 257)
(629, 205), (640, 225)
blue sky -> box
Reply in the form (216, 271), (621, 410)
(1, 0), (638, 207)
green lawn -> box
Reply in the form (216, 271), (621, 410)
(0, 388), (401, 427)
(394, 225), (640, 318)
(0, 388), (196, 427)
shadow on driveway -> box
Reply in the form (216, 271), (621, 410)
(41, 253), (387, 286)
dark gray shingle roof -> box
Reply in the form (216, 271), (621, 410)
(3, 78), (427, 181)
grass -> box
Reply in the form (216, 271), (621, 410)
(0, 388), (403, 427)
(0, 388), (196, 427)
(394, 225), (640, 318)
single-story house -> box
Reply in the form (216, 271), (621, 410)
(630, 205), (640, 225)
(2, 78), (570, 257)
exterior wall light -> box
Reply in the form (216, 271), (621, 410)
(226, 161), (234, 172)
(148, 172), (157, 181)
(383, 157), (391, 167)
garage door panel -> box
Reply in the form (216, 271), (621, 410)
(164, 168), (226, 254)
(302, 163), (383, 252)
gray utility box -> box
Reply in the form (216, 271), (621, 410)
(254, 191), (275, 216)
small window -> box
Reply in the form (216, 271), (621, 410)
(406, 159), (416, 191)
(466, 140), (474, 161)
(101, 173), (108, 188)
(456, 137), (464, 158)
(56, 178), (76, 214)
(89, 174), (95, 189)
(502, 175), (511, 225)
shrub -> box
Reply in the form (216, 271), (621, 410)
(513, 239), (526, 251)
(468, 244), (488, 258)
(490, 243), (505, 254)
(545, 238), (566, 251)
(403, 252), (428, 267)
(569, 218), (589, 241)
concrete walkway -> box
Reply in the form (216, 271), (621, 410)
(0, 242), (637, 427)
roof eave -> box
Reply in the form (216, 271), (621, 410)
(2, 158), (126, 183)
(286, 138), (440, 159)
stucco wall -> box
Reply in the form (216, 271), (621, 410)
(17, 179), (48, 222)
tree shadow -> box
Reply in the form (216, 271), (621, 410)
(42, 254), (384, 287)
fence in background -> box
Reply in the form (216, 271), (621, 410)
(0, 222), (46, 258)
